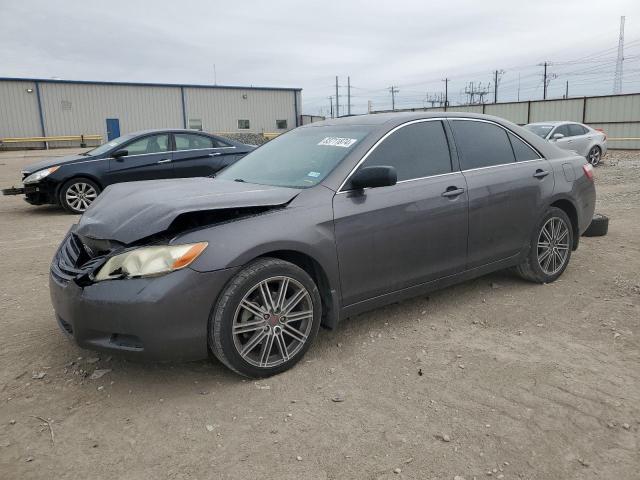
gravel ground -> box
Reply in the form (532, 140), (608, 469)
(0, 149), (638, 480)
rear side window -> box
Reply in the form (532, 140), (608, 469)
(568, 124), (588, 136)
(359, 121), (451, 182)
(508, 133), (540, 161)
(174, 133), (215, 150)
(450, 120), (515, 169)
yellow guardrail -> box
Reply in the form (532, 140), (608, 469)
(0, 135), (102, 145)
(607, 137), (640, 141)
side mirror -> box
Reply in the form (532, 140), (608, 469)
(552, 133), (564, 140)
(350, 166), (397, 190)
(112, 149), (128, 159)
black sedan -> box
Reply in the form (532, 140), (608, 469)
(2, 129), (254, 213)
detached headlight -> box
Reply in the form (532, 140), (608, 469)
(94, 242), (208, 281)
(23, 166), (60, 184)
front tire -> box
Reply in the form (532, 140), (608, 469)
(209, 258), (322, 378)
(516, 207), (573, 284)
(587, 146), (602, 167)
(59, 177), (101, 214)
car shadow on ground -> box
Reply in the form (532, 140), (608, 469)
(73, 268), (525, 389)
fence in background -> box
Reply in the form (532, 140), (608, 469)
(372, 93), (640, 149)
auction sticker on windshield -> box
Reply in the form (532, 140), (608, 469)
(317, 137), (358, 148)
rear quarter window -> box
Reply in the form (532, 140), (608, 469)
(508, 133), (540, 161)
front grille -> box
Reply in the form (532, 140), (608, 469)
(51, 234), (105, 285)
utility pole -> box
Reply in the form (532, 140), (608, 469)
(565, 80), (569, 99)
(614, 16), (625, 94)
(517, 73), (521, 102)
(367, 100), (372, 113)
(389, 86), (399, 111)
(328, 96), (334, 118)
(542, 62), (548, 99)
(494, 70), (498, 103)
(213, 64), (217, 85)
(347, 76), (351, 115)
(335, 76), (340, 117)
(442, 78), (449, 110)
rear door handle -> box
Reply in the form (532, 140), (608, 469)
(533, 169), (549, 179)
(441, 187), (465, 198)
(208, 152), (222, 157)
(157, 159), (172, 164)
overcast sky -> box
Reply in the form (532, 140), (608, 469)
(1, 0), (639, 115)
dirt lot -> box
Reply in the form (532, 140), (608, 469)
(0, 148), (638, 480)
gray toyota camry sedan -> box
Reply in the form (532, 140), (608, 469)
(50, 112), (596, 377)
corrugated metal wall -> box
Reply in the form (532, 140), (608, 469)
(372, 93), (640, 149)
(184, 87), (297, 134)
(0, 79), (301, 148)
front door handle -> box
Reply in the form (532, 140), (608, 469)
(441, 186), (465, 198)
(533, 169), (549, 179)
(157, 159), (172, 164)
(208, 152), (222, 157)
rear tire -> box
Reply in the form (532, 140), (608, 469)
(583, 213), (609, 237)
(209, 258), (322, 378)
(587, 146), (602, 167)
(59, 177), (101, 214)
(516, 207), (573, 284)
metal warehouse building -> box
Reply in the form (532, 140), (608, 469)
(0, 77), (302, 148)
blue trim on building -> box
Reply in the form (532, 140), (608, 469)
(180, 86), (187, 129)
(34, 81), (46, 138)
(0, 77), (302, 93)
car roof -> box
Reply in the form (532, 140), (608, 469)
(128, 128), (220, 136)
(526, 121), (583, 126)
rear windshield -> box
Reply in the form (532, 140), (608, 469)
(525, 124), (554, 139)
(217, 126), (373, 188)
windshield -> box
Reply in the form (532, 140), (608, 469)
(84, 133), (136, 156)
(217, 126), (373, 188)
(525, 124), (554, 139)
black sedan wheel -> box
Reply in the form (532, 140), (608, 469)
(587, 146), (602, 167)
(209, 258), (322, 377)
(516, 207), (573, 284)
(59, 178), (101, 214)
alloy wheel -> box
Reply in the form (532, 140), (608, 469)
(65, 182), (98, 212)
(232, 276), (314, 368)
(537, 217), (570, 275)
(588, 147), (601, 166)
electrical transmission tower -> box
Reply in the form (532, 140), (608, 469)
(424, 93), (446, 108)
(464, 82), (491, 105)
(614, 16), (625, 94)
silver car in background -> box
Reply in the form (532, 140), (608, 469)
(525, 121), (607, 166)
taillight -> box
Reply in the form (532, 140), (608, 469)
(595, 128), (607, 140)
(583, 163), (594, 180)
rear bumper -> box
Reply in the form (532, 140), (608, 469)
(50, 265), (241, 361)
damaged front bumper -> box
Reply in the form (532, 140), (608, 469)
(2, 183), (55, 205)
(49, 231), (241, 361)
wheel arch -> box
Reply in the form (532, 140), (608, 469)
(549, 198), (580, 250)
(55, 173), (104, 199)
(256, 249), (340, 329)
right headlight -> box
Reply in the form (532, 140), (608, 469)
(23, 166), (60, 184)
(94, 242), (208, 281)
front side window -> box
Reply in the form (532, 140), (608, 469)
(217, 126), (372, 188)
(238, 120), (250, 130)
(508, 133), (540, 161)
(450, 120), (515, 169)
(553, 124), (571, 138)
(174, 133), (214, 151)
(356, 121), (451, 183)
(276, 119), (288, 129)
(124, 134), (169, 155)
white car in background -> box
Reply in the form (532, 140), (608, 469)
(525, 121), (607, 166)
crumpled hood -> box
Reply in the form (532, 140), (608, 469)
(76, 177), (299, 244)
(22, 154), (90, 174)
